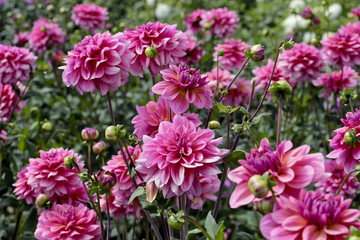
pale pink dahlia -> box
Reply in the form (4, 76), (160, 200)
(0, 83), (24, 121)
(260, 190), (360, 240)
(327, 109), (360, 172)
(29, 18), (65, 53)
(34, 203), (102, 240)
(316, 160), (360, 199)
(177, 34), (203, 65)
(321, 33), (360, 68)
(228, 138), (325, 208)
(136, 115), (228, 199)
(60, 32), (133, 95)
(207, 68), (251, 107)
(152, 65), (212, 113)
(0, 44), (36, 84)
(190, 174), (220, 210)
(213, 39), (250, 71)
(252, 59), (292, 93)
(279, 43), (323, 86)
(339, 21), (360, 35)
(72, 3), (109, 33)
(102, 146), (143, 219)
(13, 32), (29, 47)
(313, 66), (359, 97)
(132, 96), (202, 140)
(184, 9), (206, 34)
(124, 22), (187, 77)
(200, 8), (239, 39)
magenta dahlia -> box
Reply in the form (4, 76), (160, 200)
(312, 66), (359, 97)
(72, 3), (108, 33)
(213, 39), (250, 71)
(177, 34), (203, 65)
(136, 115), (228, 199)
(228, 138), (325, 208)
(351, 7), (360, 18)
(0, 83), (24, 121)
(124, 22), (187, 77)
(132, 96), (202, 140)
(207, 68), (251, 107)
(279, 43), (324, 86)
(260, 190), (360, 240)
(200, 8), (239, 39)
(152, 65), (212, 113)
(0, 44), (36, 84)
(13, 32), (29, 47)
(328, 109), (360, 172)
(34, 203), (102, 240)
(339, 21), (360, 35)
(29, 18), (65, 53)
(184, 9), (207, 34)
(316, 160), (360, 198)
(0, 129), (7, 143)
(12, 168), (36, 204)
(321, 33), (360, 68)
(60, 32), (133, 95)
(190, 174), (220, 210)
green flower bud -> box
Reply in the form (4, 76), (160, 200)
(248, 174), (269, 198)
(253, 197), (274, 215)
(344, 131), (357, 147)
(268, 80), (293, 103)
(105, 126), (118, 142)
(203, 21), (211, 30)
(208, 120), (220, 129)
(41, 121), (53, 132)
(145, 46), (157, 59)
(35, 194), (49, 208)
(217, 49), (225, 57)
(168, 211), (185, 230)
(64, 156), (74, 168)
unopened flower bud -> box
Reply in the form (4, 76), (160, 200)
(168, 210), (185, 230)
(253, 197), (274, 215)
(146, 181), (159, 203)
(208, 120), (220, 129)
(41, 121), (53, 132)
(313, 16), (321, 24)
(344, 131), (357, 147)
(36, 194), (49, 208)
(64, 156), (74, 168)
(301, 6), (313, 20)
(105, 126), (118, 142)
(203, 21), (211, 30)
(311, 38), (319, 45)
(92, 141), (106, 154)
(248, 175), (269, 198)
(268, 80), (293, 102)
(145, 46), (157, 59)
(217, 49), (224, 57)
(96, 171), (116, 191)
(81, 127), (99, 141)
(250, 44), (265, 62)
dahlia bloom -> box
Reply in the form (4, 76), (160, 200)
(339, 21), (360, 35)
(102, 146), (143, 219)
(34, 203), (102, 240)
(29, 18), (65, 53)
(132, 96), (202, 140)
(228, 138), (325, 208)
(351, 7), (360, 18)
(152, 65), (212, 113)
(177, 34), (203, 65)
(279, 43), (323, 86)
(124, 22), (187, 77)
(207, 68), (251, 107)
(184, 9), (206, 34)
(321, 33), (360, 68)
(252, 59), (291, 93)
(12, 168), (36, 204)
(60, 32), (133, 95)
(313, 66), (359, 97)
(13, 32), (29, 47)
(316, 160), (360, 199)
(200, 8), (239, 39)
(260, 190), (360, 240)
(190, 174), (220, 210)
(0, 130), (7, 143)
(136, 115), (228, 199)
(72, 3), (109, 33)
(213, 39), (250, 71)
(0, 83), (24, 121)
(328, 109), (360, 172)
(0, 44), (36, 84)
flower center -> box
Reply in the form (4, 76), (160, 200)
(242, 146), (281, 175)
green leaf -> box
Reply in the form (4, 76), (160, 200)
(250, 112), (272, 125)
(205, 211), (225, 240)
(128, 186), (145, 205)
(223, 150), (246, 166)
(239, 107), (250, 117)
(235, 232), (254, 240)
(229, 106), (241, 114)
(187, 229), (202, 240)
(216, 102), (228, 114)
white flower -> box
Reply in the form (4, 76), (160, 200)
(289, 0), (305, 13)
(327, 3), (342, 19)
(303, 32), (314, 43)
(283, 14), (310, 34)
(155, 3), (171, 20)
(146, 0), (155, 7)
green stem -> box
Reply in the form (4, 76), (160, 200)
(106, 194), (111, 240)
(180, 215), (215, 240)
(245, 125), (259, 148)
(349, 98), (355, 113)
(336, 169), (359, 196)
(276, 95), (283, 147)
(88, 144), (92, 174)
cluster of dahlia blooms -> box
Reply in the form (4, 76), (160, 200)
(228, 138), (325, 208)
(0, 44), (37, 84)
(176, 34), (203, 65)
(0, 83), (25, 121)
(339, 21), (360, 35)
(13, 31), (30, 47)
(207, 68), (251, 107)
(152, 65), (212, 113)
(260, 190), (360, 240)
(184, 9), (207, 34)
(124, 22), (187, 77)
(61, 31), (134, 95)
(29, 18), (66, 53)
(72, 3), (109, 33)
(136, 115), (228, 199)
(213, 39), (250, 71)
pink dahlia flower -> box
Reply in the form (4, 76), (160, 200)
(339, 21), (360, 35)
(228, 138), (325, 208)
(0, 83), (25, 121)
(260, 190), (360, 240)
(152, 65), (212, 113)
(316, 160), (360, 198)
(200, 8), (239, 39)
(351, 7), (360, 18)
(136, 115), (228, 199)
(12, 168), (36, 204)
(207, 68), (251, 107)
(312, 66), (359, 97)
(321, 33), (360, 68)
(60, 32), (133, 95)
(0, 129), (7, 143)
(132, 96), (202, 140)
(177, 34), (203, 65)
(13, 32), (29, 47)
(35, 203), (102, 240)
(29, 18), (65, 53)
(327, 109), (360, 172)
(102, 146), (143, 219)
(279, 43), (323, 86)
(0, 44), (36, 84)
(252, 59), (292, 93)
(213, 39), (250, 71)
(72, 3), (109, 33)
(124, 22), (187, 77)
(184, 9), (206, 34)
(190, 174), (220, 210)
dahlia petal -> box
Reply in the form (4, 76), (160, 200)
(277, 167), (295, 183)
(229, 182), (254, 208)
(339, 209), (360, 222)
(302, 225), (326, 240)
(323, 224), (349, 235)
(282, 215), (307, 231)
